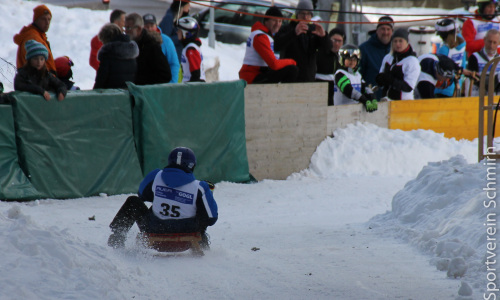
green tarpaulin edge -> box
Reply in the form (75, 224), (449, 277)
(128, 81), (251, 183)
(0, 103), (40, 200)
(10, 90), (143, 199)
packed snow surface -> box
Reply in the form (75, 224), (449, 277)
(1, 121), (497, 299)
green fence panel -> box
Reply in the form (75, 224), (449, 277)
(0, 104), (40, 200)
(11, 90), (143, 199)
(128, 81), (251, 183)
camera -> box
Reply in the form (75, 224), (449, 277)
(307, 23), (315, 34)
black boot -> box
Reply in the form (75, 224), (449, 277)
(108, 232), (126, 249)
(199, 232), (210, 250)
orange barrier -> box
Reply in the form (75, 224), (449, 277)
(388, 97), (500, 141)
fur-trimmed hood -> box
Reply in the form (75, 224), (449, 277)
(98, 36), (139, 61)
(146, 30), (163, 44)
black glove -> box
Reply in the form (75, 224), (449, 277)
(376, 73), (394, 87)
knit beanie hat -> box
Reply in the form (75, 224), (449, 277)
(25, 40), (48, 61)
(265, 6), (283, 19)
(33, 4), (51, 22)
(377, 16), (394, 29)
(392, 27), (408, 42)
(296, 0), (313, 13)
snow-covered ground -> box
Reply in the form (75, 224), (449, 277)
(1, 122), (496, 299)
(1, 1), (499, 299)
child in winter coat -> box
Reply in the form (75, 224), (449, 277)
(178, 17), (206, 82)
(14, 40), (67, 101)
(333, 44), (377, 112)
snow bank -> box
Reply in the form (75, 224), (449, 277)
(0, 203), (132, 299)
(369, 155), (500, 298)
(290, 122), (477, 179)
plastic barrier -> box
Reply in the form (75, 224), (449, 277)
(128, 80), (251, 183)
(10, 90), (143, 199)
(388, 97), (493, 141)
(0, 104), (40, 200)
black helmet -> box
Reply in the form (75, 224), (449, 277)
(435, 55), (457, 79)
(167, 147), (197, 172)
(338, 44), (361, 71)
(477, 0), (498, 19)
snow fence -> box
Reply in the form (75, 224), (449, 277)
(0, 80), (250, 200)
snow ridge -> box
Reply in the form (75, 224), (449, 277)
(370, 155), (500, 298)
(290, 122), (477, 179)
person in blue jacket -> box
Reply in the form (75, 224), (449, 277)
(159, 0), (191, 61)
(108, 147), (218, 249)
(143, 13), (180, 83)
(434, 18), (467, 97)
(359, 16), (394, 99)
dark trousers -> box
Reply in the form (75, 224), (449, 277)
(253, 65), (299, 84)
(109, 196), (149, 234)
(109, 196), (208, 235)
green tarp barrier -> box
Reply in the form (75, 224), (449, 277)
(128, 80), (251, 183)
(10, 90), (143, 199)
(0, 104), (40, 200)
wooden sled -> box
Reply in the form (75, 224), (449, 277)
(138, 232), (204, 256)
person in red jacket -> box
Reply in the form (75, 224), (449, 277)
(462, 0), (500, 56)
(89, 9), (126, 71)
(239, 7), (298, 84)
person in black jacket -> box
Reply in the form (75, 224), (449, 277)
(274, 0), (327, 82)
(315, 27), (345, 105)
(14, 39), (66, 101)
(125, 13), (172, 85)
(93, 23), (139, 89)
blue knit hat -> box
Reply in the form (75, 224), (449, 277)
(25, 40), (48, 61)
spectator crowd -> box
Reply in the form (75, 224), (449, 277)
(5, 0), (500, 110)
(237, 0), (500, 111)
(8, 0), (204, 102)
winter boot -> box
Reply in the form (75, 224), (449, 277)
(199, 232), (210, 250)
(107, 232), (126, 249)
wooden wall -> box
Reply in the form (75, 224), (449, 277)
(326, 100), (389, 136)
(244, 83), (328, 180)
